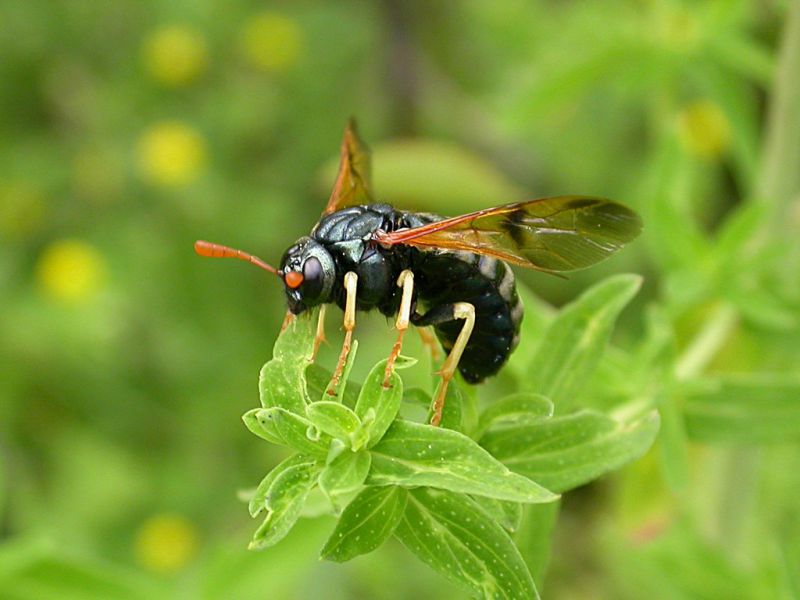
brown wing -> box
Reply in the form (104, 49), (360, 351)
(374, 196), (642, 272)
(323, 118), (373, 214)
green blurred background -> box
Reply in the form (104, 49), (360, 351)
(2, 1), (799, 598)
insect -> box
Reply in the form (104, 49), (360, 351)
(195, 120), (641, 425)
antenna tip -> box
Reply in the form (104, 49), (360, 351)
(194, 240), (212, 256)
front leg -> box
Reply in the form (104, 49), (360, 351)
(326, 271), (358, 396)
(312, 304), (327, 361)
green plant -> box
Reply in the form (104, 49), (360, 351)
(242, 274), (658, 599)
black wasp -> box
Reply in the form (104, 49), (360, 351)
(195, 120), (641, 425)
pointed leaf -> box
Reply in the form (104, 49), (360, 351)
(476, 393), (554, 439)
(471, 496), (523, 534)
(249, 454), (316, 517)
(481, 410), (660, 493)
(395, 488), (539, 600)
(307, 363), (362, 409)
(515, 502), (561, 584)
(319, 450), (371, 509)
(324, 340), (359, 403)
(256, 408), (330, 458)
(249, 461), (319, 550)
(321, 485), (408, 562)
(432, 379), (464, 432)
(259, 318), (314, 413)
(242, 408), (283, 445)
(307, 401), (362, 447)
(354, 358), (415, 447)
(528, 274), (642, 412)
(683, 375), (800, 442)
(368, 420), (557, 503)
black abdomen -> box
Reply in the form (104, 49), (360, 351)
(411, 249), (523, 383)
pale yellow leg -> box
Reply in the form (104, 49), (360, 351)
(312, 304), (327, 361)
(430, 302), (475, 426)
(327, 272), (358, 396)
(383, 270), (414, 387)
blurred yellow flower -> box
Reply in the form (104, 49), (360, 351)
(677, 101), (731, 160)
(142, 26), (208, 86)
(137, 121), (207, 187)
(239, 12), (303, 72)
(134, 514), (199, 574)
(36, 239), (107, 304)
(0, 181), (46, 238)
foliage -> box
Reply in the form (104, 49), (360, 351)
(243, 276), (657, 598)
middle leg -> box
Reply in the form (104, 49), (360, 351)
(383, 269), (414, 387)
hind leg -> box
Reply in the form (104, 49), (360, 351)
(412, 302), (475, 426)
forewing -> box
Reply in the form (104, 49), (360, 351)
(376, 196), (642, 272)
(323, 119), (373, 214)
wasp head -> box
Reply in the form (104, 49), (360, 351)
(279, 237), (335, 314)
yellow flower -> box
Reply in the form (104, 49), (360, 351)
(134, 514), (199, 574)
(0, 180), (46, 238)
(36, 239), (107, 304)
(137, 121), (207, 187)
(239, 12), (303, 72)
(677, 101), (731, 160)
(142, 26), (208, 86)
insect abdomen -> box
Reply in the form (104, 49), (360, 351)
(411, 249), (523, 383)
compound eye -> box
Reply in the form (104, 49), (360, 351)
(302, 256), (324, 299)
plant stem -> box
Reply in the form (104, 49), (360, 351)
(674, 303), (737, 381)
(757, 2), (800, 213)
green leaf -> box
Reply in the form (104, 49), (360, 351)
(471, 496), (523, 534)
(354, 358), (414, 448)
(712, 201), (769, 266)
(318, 450), (371, 509)
(307, 401), (362, 447)
(256, 408), (330, 458)
(481, 410), (660, 493)
(324, 340), (359, 403)
(395, 488), (539, 600)
(242, 408), (283, 445)
(476, 393), (554, 439)
(259, 318), (314, 414)
(320, 485), (408, 562)
(404, 387), (432, 406)
(528, 274), (642, 412)
(307, 363), (361, 409)
(683, 375), (800, 442)
(504, 284), (556, 382)
(368, 420), (557, 503)
(515, 502), (561, 584)
(249, 454), (317, 517)
(433, 378), (464, 432)
(640, 138), (712, 272)
(250, 461), (319, 550)
(659, 391), (690, 492)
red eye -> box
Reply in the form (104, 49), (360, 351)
(285, 271), (304, 289)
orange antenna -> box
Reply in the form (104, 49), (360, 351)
(194, 240), (280, 277)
